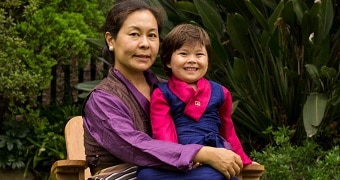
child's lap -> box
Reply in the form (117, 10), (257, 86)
(137, 165), (234, 180)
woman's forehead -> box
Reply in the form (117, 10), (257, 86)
(121, 10), (158, 30)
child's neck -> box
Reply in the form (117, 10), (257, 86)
(188, 82), (197, 91)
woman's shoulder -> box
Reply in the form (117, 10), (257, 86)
(87, 89), (126, 106)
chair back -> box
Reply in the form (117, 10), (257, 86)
(65, 116), (91, 179)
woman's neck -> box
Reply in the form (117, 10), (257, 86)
(119, 68), (151, 100)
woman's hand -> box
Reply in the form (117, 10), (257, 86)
(251, 161), (260, 165)
(191, 162), (203, 169)
(193, 146), (243, 179)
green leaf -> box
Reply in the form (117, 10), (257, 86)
(193, 0), (223, 38)
(12, 161), (25, 169)
(227, 13), (251, 55)
(76, 80), (102, 92)
(245, 0), (270, 32)
(260, 1), (285, 50)
(233, 57), (248, 82)
(319, 0), (334, 40)
(320, 66), (337, 80)
(292, 0), (309, 25)
(85, 38), (105, 50)
(301, 11), (311, 46)
(267, 0), (285, 30)
(305, 64), (320, 85)
(281, 1), (295, 25)
(261, 0), (277, 9)
(232, 100), (239, 114)
(159, 0), (190, 24)
(0, 135), (7, 148)
(303, 93), (328, 137)
(175, 1), (198, 16)
(7, 141), (13, 151)
(309, 0), (321, 17)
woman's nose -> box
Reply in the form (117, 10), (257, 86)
(139, 36), (150, 49)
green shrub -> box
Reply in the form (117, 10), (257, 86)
(251, 126), (340, 179)
(0, 0), (104, 176)
(0, 103), (81, 178)
(0, 119), (30, 169)
(1, 0), (104, 117)
(0, 7), (52, 117)
(25, 103), (81, 178)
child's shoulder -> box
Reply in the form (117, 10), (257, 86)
(207, 79), (230, 92)
(207, 79), (223, 87)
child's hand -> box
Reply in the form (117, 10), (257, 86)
(192, 162), (203, 169)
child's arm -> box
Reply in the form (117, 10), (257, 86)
(218, 87), (252, 165)
(150, 88), (178, 143)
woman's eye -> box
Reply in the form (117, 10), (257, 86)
(130, 33), (139, 37)
(149, 33), (157, 38)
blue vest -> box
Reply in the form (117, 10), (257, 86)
(157, 81), (228, 148)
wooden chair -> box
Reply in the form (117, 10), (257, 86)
(50, 116), (264, 180)
(237, 164), (265, 180)
(50, 116), (90, 180)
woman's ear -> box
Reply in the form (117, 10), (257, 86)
(105, 32), (115, 49)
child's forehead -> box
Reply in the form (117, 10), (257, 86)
(179, 42), (206, 49)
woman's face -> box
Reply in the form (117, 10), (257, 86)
(108, 10), (159, 75)
(167, 43), (208, 84)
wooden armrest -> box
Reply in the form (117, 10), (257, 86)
(237, 164), (265, 180)
(50, 160), (88, 180)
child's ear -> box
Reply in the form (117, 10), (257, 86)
(166, 63), (171, 68)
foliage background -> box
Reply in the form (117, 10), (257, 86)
(0, 0), (108, 178)
(148, 0), (339, 150)
(150, 0), (339, 178)
(0, 0), (339, 179)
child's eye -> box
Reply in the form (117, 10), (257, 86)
(179, 52), (187, 56)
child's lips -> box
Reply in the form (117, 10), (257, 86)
(184, 67), (198, 71)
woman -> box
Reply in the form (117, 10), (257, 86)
(82, 0), (243, 179)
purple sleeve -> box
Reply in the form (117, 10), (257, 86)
(83, 89), (203, 171)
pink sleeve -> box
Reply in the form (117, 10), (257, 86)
(150, 88), (178, 143)
(219, 87), (252, 165)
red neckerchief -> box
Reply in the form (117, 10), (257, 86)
(168, 76), (211, 121)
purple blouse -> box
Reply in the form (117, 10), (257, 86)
(82, 69), (203, 171)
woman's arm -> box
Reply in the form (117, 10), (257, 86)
(219, 87), (252, 165)
(83, 90), (201, 171)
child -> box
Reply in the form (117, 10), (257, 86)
(137, 24), (253, 180)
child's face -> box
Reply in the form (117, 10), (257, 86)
(167, 42), (208, 84)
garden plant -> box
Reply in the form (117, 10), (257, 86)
(0, 0), (105, 178)
(0, 0), (339, 179)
